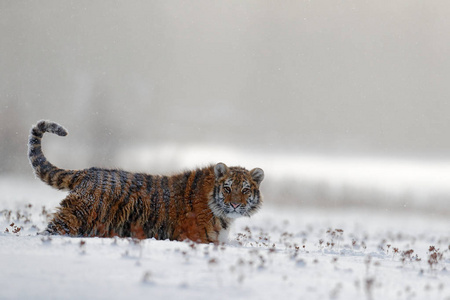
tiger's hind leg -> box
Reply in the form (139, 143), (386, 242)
(43, 193), (86, 236)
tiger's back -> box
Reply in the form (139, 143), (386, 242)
(50, 167), (220, 242)
(28, 120), (264, 243)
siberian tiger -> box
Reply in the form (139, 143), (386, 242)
(28, 120), (264, 243)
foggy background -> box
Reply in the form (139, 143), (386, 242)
(1, 1), (450, 213)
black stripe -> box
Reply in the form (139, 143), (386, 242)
(173, 173), (188, 225)
(116, 170), (130, 201)
(145, 174), (154, 226)
(133, 173), (144, 193)
(205, 228), (210, 241)
(40, 161), (52, 174)
(29, 137), (40, 145)
(116, 173), (136, 226)
(143, 175), (157, 235)
(150, 177), (160, 226)
(122, 173), (136, 204)
(180, 171), (190, 196)
(131, 195), (143, 223)
(84, 169), (102, 234)
(56, 171), (69, 188)
(122, 180), (140, 236)
(31, 128), (43, 137)
(53, 218), (70, 234)
(31, 157), (41, 168)
(48, 123), (58, 133)
(161, 176), (170, 206)
(103, 170), (128, 223)
(78, 171), (99, 235)
(28, 145), (41, 156)
(109, 170), (117, 198)
(145, 174), (153, 196)
(121, 222), (131, 237)
(92, 169), (101, 197)
(254, 190), (260, 202)
(47, 168), (59, 187)
(159, 176), (170, 239)
(96, 170), (110, 223)
(157, 224), (167, 240)
(125, 174), (144, 235)
(68, 171), (82, 190)
(37, 121), (47, 132)
(183, 171), (191, 181)
(188, 170), (202, 211)
(133, 186), (144, 223)
(219, 217), (228, 230)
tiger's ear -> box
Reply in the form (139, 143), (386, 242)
(214, 162), (229, 179)
(250, 168), (264, 185)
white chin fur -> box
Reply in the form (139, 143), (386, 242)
(226, 212), (244, 219)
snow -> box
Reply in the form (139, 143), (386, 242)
(1, 177), (449, 300)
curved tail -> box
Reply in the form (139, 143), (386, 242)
(28, 120), (82, 190)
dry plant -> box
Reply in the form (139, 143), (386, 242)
(4, 222), (21, 234)
(427, 246), (444, 272)
(79, 240), (86, 255)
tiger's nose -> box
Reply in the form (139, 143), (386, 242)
(230, 202), (241, 209)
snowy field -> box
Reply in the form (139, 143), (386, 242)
(0, 174), (449, 300)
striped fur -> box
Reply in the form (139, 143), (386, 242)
(28, 120), (264, 243)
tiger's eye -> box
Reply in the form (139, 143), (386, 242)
(223, 186), (231, 194)
(242, 188), (250, 194)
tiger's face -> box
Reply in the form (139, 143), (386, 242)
(210, 163), (264, 219)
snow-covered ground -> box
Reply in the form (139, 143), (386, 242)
(0, 176), (449, 300)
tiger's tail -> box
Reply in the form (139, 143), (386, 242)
(28, 120), (82, 190)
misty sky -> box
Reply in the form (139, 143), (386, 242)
(1, 1), (450, 173)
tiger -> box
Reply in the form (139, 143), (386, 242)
(28, 120), (264, 244)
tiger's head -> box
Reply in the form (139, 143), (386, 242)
(210, 162), (264, 219)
